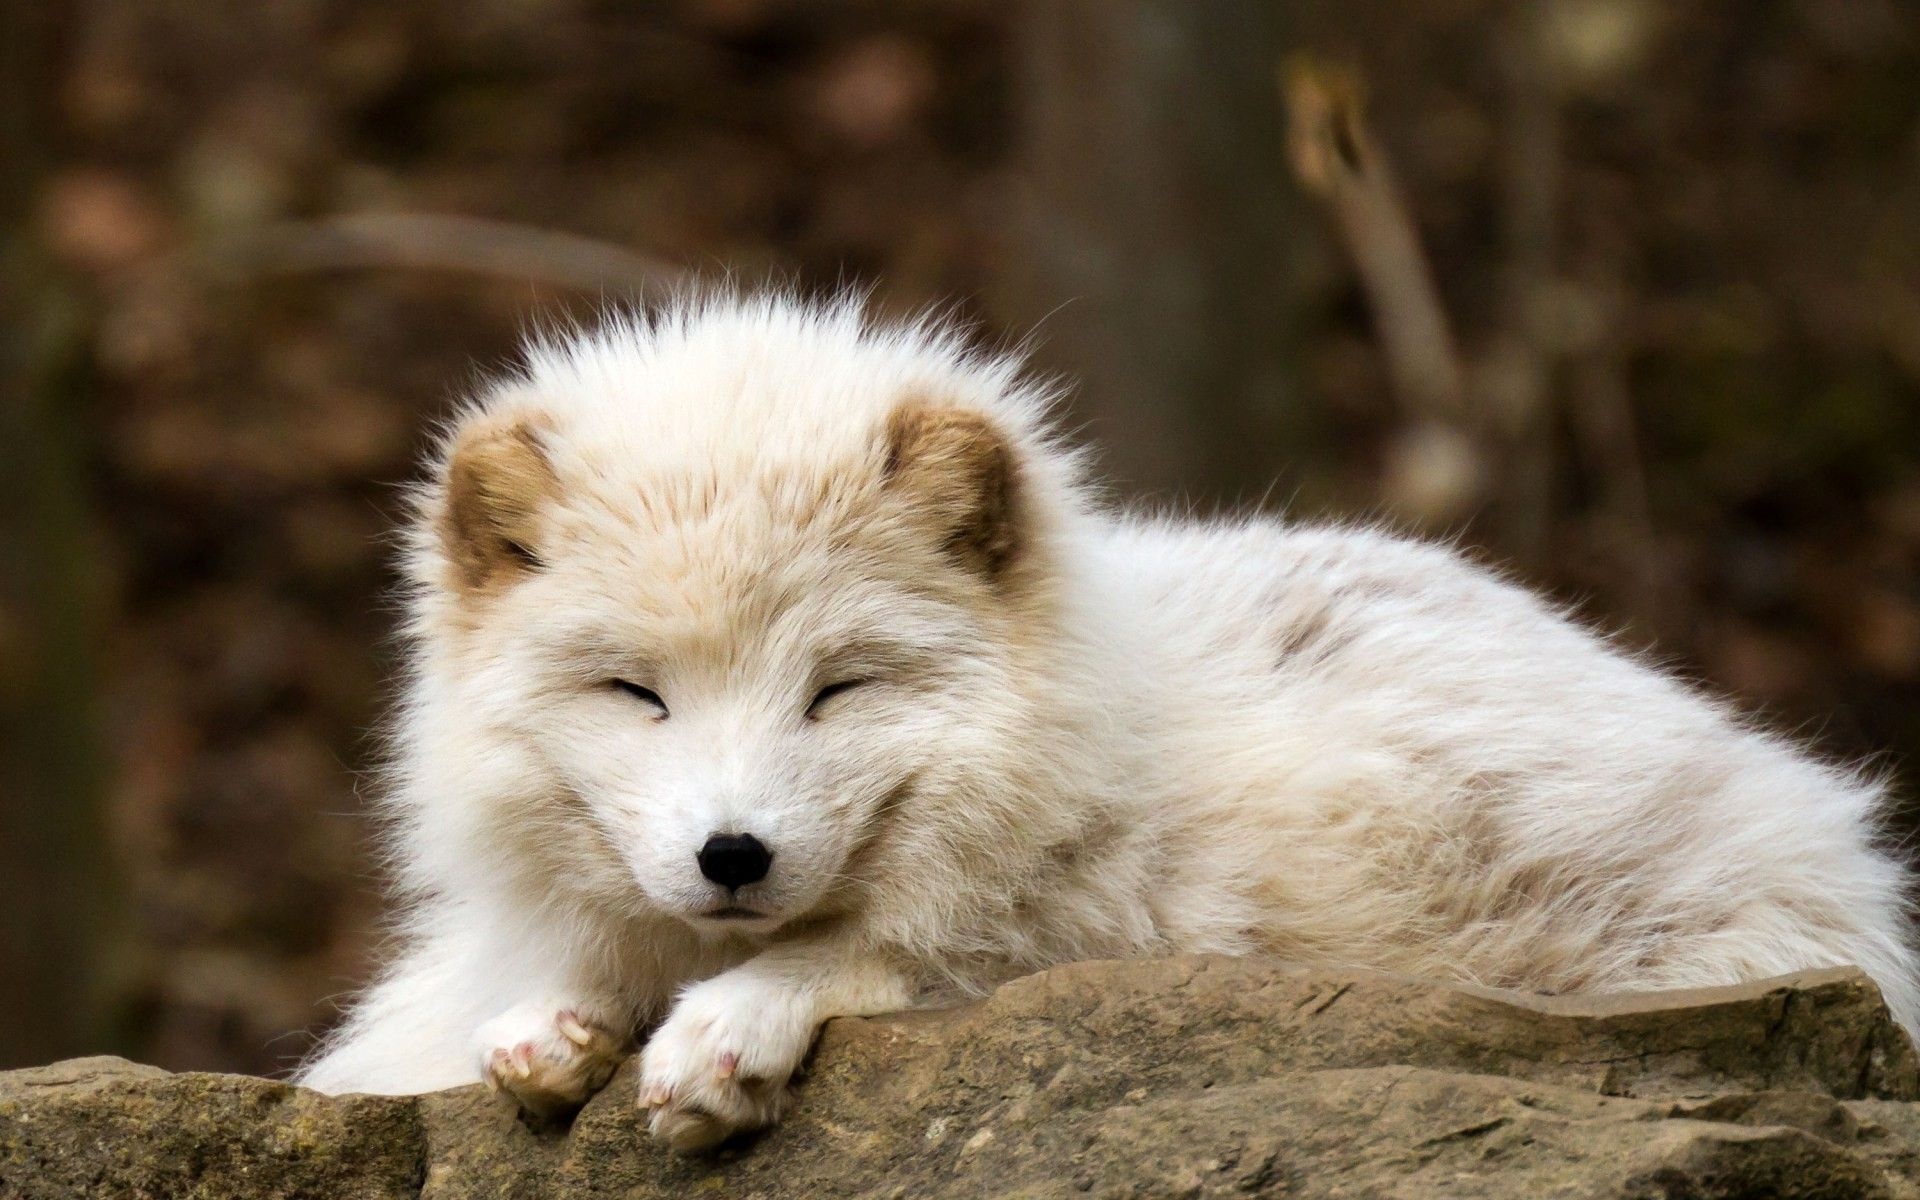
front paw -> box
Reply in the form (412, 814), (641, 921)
(476, 1002), (626, 1118)
(638, 979), (813, 1152)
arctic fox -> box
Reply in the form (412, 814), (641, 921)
(299, 293), (1919, 1150)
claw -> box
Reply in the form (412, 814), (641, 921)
(640, 1083), (671, 1108)
(510, 1043), (534, 1079)
(485, 1048), (515, 1092)
(557, 1011), (594, 1048)
(715, 1051), (738, 1081)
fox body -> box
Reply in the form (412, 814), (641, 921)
(299, 295), (1919, 1149)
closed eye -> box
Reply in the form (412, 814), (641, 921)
(610, 679), (669, 717)
(806, 679), (867, 718)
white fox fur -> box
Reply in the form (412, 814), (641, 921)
(298, 292), (1919, 1149)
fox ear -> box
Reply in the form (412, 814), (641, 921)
(437, 412), (556, 592)
(883, 402), (1023, 581)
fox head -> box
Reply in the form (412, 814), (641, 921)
(398, 298), (1081, 946)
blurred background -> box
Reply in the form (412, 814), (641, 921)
(3, 0), (1918, 1077)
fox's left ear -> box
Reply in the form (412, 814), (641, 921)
(883, 401), (1024, 582)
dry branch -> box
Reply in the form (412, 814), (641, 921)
(1284, 57), (1481, 525)
(196, 213), (684, 294)
(1285, 58), (1467, 422)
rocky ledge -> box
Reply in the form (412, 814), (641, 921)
(4, 958), (1920, 1198)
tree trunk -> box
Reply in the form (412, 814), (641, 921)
(0, 0), (126, 1070)
(999, 0), (1302, 507)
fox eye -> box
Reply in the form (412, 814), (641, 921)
(806, 679), (867, 718)
(610, 679), (668, 717)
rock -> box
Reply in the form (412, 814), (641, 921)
(4, 958), (1919, 1198)
(0, 1056), (424, 1199)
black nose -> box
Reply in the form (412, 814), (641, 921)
(697, 833), (772, 890)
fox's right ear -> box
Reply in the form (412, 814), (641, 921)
(435, 411), (556, 592)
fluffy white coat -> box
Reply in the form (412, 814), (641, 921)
(299, 294), (1920, 1149)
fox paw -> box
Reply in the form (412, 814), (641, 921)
(476, 1003), (625, 1118)
(638, 980), (811, 1152)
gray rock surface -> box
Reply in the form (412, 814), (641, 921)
(5, 957), (1919, 1198)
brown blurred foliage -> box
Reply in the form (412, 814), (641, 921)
(1, 0), (1916, 1077)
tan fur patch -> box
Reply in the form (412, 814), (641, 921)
(440, 413), (556, 592)
(883, 402), (1022, 579)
